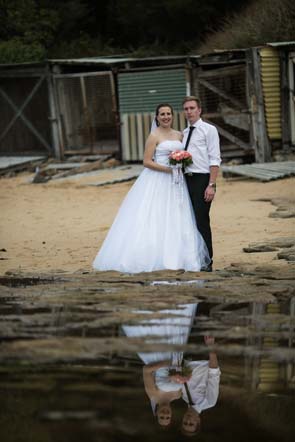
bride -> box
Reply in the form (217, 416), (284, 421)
(92, 103), (210, 273)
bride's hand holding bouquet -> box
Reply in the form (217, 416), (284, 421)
(169, 150), (193, 184)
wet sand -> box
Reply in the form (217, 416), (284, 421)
(0, 172), (294, 275)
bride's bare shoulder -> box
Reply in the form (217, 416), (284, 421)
(146, 130), (159, 143)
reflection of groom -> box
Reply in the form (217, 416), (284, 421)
(182, 96), (221, 272)
(180, 336), (220, 436)
(169, 336), (220, 436)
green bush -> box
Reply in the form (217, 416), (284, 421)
(199, 0), (295, 53)
(48, 34), (122, 59)
(0, 39), (46, 63)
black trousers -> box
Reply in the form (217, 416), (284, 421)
(185, 173), (213, 262)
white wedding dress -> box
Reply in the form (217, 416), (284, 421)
(122, 303), (198, 365)
(92, 140), (210, 273)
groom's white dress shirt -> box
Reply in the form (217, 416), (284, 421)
(182, 361), (221, 413)
(155, 360), (221, 414)
(183, 118), (221, 174)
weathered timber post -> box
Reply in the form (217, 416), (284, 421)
(47, 65), (61, 159)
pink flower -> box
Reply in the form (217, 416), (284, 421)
(169, 149), (193, 167)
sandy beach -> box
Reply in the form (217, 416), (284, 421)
(0, 171), (294, 275)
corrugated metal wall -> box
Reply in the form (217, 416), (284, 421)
(118, 69), (187, 160)
(118, 69), (187, 112)
(260, 47), (282, 140)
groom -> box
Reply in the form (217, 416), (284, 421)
(182, 96), (221, 272)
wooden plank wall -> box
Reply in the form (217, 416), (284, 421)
(194, 64), (253, 159)
(121, 111), (186, 161)
(54, 72), (117, 153)
(0, 77), (51, 154)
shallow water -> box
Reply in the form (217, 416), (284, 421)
(0, 271), (294, 441)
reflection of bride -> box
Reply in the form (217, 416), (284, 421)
(122, 303), (197, 366)
(122, 303), (197, 427)
(92, 103), (210, 273)
(122, 301), (221, 432)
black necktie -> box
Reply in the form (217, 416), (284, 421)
(184, 126), (195, 151)
(184, 382), (194, 405)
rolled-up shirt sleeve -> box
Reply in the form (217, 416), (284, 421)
(206, 125), (221, 167)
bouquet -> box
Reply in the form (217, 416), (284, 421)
(169, 150), (193, 188)
(168, 359), (192, 383)
(169, 150), (193, 168)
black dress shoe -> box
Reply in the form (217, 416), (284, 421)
(201, 264), (213, 272)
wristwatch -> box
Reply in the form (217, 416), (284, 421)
(208, 182), (216, 190)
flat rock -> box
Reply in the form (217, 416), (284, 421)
(0, 263), (294, 364)
(243, 245), (277, 253)
(254, 197), (295, 219)
(277, 246), (295, 261)
(244, 237), (295, 254)
(269, 209), (295, 218)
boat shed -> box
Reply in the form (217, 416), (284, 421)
(191, 42), (295, 163)
(0, 44), (294, 162)
(0, 56), (189, 160)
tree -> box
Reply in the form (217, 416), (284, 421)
(0, 0), (265, 62)
(0, 0), (88, 62)
(199, 0), (295, 52)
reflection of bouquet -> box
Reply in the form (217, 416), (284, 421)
(168, 365), (193, 383)
(169, 150), (193, 168)
(168, 365), (192, 377)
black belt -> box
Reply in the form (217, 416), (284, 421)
(185, 172), (210, 176)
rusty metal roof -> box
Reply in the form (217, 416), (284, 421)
(267, 41), (295, 47)
(49, 55), (188, 63)
(222, 161), (295, 181)
(0, 55), (190, 70)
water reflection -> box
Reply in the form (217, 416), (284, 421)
(122, 304), (220, 435)
(0, 298), (294, 441)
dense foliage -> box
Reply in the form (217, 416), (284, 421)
(199, 0), (295, 53)
(0, 0), (294, 63)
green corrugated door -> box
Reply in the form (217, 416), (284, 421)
(118, 69), (187, 112)
(118, 68), (187, 161)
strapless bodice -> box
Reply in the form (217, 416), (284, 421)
(154, 140), (183, 166)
